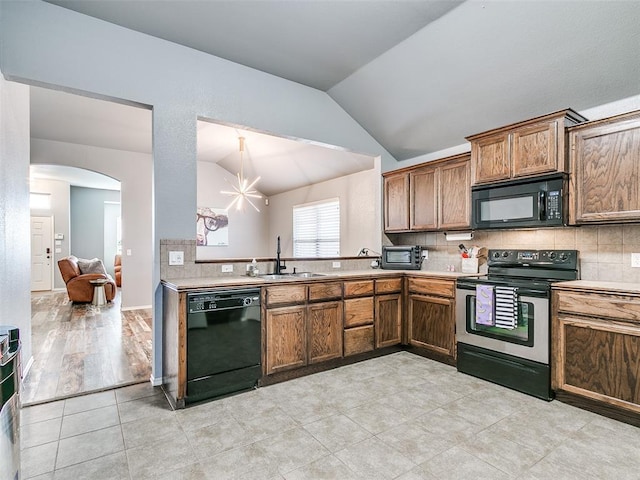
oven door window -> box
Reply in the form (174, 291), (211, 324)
(465, 293), (534, 346)
(385, 250), (410, 264)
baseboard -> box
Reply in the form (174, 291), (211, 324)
(121, 304), (152, 311)
(150, 374), (163, 387)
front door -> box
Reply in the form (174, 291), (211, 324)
(31, 216), (53, 291)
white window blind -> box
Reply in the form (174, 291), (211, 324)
(293, 198), (340, 258)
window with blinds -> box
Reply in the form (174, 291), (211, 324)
(293, 198), (340, 258)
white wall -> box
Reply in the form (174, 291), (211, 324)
(196, 160), (270, 259)
(30, 178), (70, 289)
(0, 73), (32, 371)
(31, 138), (152, 309)
(0, 1), (394, 382)
(268, 166), (381, 257)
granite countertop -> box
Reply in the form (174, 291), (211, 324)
(162, 269), (479, 291)
(553, 280), (640, 295)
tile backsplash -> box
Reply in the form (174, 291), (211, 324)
(387, 224), (640, 283)
(160, 239), (376, 280)
(162, 224), (640, 283)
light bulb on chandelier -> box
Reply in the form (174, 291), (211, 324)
(220, 136), (262, 212)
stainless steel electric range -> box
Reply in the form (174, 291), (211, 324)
(455, 249), (578, 400)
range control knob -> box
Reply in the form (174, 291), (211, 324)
(243, 297), (253, 306)
(502, 251), (509, 258)
(548, 252), (557, 260)
(559, 252), (568, 261)
(493, 251), (501, 259)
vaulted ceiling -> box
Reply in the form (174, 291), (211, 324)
(40, 1), (640, 164)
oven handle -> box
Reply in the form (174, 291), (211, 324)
(456, 283), (549, 298)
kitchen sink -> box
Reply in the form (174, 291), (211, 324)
(257, 272), (330, 280)
(257, 274), (292, 280)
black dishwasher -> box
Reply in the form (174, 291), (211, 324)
(186, 288), (261, 404)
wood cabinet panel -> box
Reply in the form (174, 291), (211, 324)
(384, 173), (409, 232)
(563, 320), (640, 405)
(552, 287), (640, 421)
(265, 305), (307, 374)
(569, 111), (640, 224)
(375, 293), (402, 348)
(410, 167), (437, 230)
(468, 109), (585, 185)
(383, 153), (471, 233)
(438, 159), (471, 230)
(344, 280), (374, 298)
(375, 278), (402, 295)
(512, 121), (558, 177)
(308, 301), (343, 364)
(265, 285), (307, 307)
(471, 132), (510, 184)
(309, 282), (342, 302)
(407, 277), (455, 298)
(344, 297), (374, 327)
(556, 291), (640, 323)
(344, 325), (374, 356)
(408, 294), (455, 358)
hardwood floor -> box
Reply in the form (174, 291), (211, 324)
(23, 289), (152, 405)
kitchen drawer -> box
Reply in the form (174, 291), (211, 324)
(309, 282), (343, 302)
(344, 280), (374, 298)
(265, 285), (307, 307)
(375, 278), (402, 294)
(344, 297), (374, 327)
(409, 278), (455, 298)
(555, 291), (640, 324)
(344, 325), (374, 356)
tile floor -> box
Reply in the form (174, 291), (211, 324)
(20, 352), (640, 479)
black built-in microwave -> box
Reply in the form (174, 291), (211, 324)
(471, 173), (567, 229)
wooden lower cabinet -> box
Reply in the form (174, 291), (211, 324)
(406, 277), (456, 363)
(552, 287), (640, 423)
(265, 305), (307, 375)
(375, 293), (402, 348)
(407, 294), (455, 358)
(344, 325), (374, 356)
(308, 301), (343, 364)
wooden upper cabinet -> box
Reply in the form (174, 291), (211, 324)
(511, 121), (558, 177)
(438, 158), (471, 230)
(384, 172), (409, 232)
(470, 132), (510, 184)
(383, 153), (471, 233)
(410, 166), (437, 230)
(569, 110), (640, 224)
(468, 109), (586, 185)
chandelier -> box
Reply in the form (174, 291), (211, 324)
(221, 136), (262, 212)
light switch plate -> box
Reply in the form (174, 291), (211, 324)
(221, 264), (233, 273)
(169, 251), (184, 266)
(632, 253), (640, 268)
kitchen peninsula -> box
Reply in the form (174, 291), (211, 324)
(161, 268), (472, 409)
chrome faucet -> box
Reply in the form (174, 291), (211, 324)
(275, 235), (286, 274)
